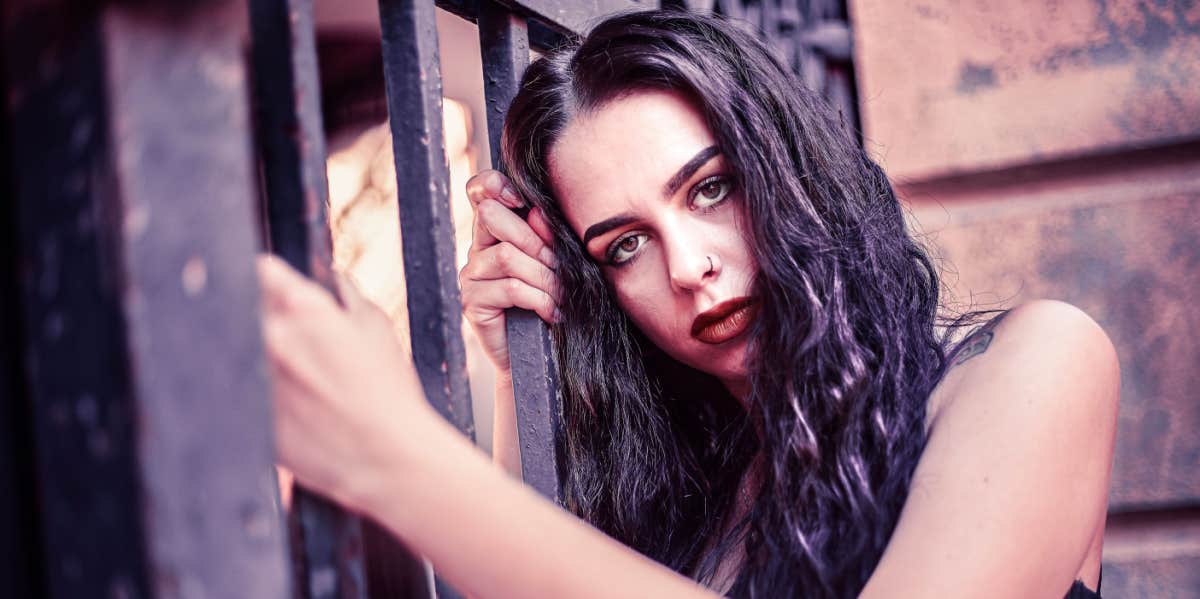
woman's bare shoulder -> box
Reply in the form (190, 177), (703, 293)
(862, 300), (1120, 597)
(926, 299), (1120, 431)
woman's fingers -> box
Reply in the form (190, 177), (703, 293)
(460, 170), (563, 371)
(466, 170), (531, 255)
(461, 241), (561, 303)
(334, 270), (368, 312)
(257, 254), (339, 316)
(527, 205), (555, 247)
(474, 199), (557, 268)
(465, 169), (522, 210)
(261, 305), (334, 395)
(464, 278), (560, 326)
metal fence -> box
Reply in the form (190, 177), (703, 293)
(0, 0), (855, 597)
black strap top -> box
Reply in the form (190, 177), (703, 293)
(1065, 580), (1101, 598)
(1064, 567), (1102, 598)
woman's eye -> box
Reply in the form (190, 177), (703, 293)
(607, 233), (648, 265)
(691, 176), (732, 210)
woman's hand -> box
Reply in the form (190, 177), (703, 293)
(459, 169), (561, 374)
(256, 252), (716, 599)
(258, 255), (435, 512)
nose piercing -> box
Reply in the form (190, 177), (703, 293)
(705, 256), (714, 275)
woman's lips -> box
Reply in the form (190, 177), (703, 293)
(691, 297), (758, 345)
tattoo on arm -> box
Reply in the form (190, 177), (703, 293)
(951, 311), (1009, 366)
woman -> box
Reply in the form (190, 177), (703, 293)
(259, 9), (1118, 598)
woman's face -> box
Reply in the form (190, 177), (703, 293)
(548, 89), (758, 396)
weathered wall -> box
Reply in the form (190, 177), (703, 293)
(853, 0), (1200, 595)
(855, 0), (1200, 180)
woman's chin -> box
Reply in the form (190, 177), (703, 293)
(686, 337), (751, 392)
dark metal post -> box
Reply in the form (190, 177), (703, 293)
(376, 0), (479, 597)
(248, 1), (384, 598)
(3, 1), (293, 597)
(378, 0), (475, 443)
(249, 0), (337, 277)
(0, 16), (44, 595)
(3, 8), (155, 597)
(477, 1), (567, 505)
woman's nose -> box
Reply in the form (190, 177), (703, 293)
(667, 239), (720, 292)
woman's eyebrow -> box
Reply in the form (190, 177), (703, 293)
(583, 214), (638, 246)
(581, 145), (721, 247)
(662, 145), (720, 198)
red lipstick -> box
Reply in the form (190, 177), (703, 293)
(690, 297), (758, 345)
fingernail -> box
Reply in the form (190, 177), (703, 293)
(501, 186), (523, 208)
(539, 247), (559, 269)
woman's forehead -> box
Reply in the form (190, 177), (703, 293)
(546, 89), (717, 232)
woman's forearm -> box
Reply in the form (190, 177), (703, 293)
(491, 370), (523, 479)
(359, 413), (715, 599)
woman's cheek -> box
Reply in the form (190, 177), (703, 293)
(614, 285), (686, 355)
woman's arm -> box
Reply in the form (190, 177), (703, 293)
(860, 300), (1120, 599)
(258, 255), (714, 599)
(491, 369), (522, 477)
(366, 399), (713, 599)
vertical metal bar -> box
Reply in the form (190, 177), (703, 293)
(478, 1), (566, 506)
(249, 0), (336, 278)
(248, 2), (381, 598)
(5, 0), (295, 597)
(101, 1), (294, 596)
(0, 301), (40, 596)
(378, 1), (476, 597)
(3, 5), (155, 596)
(0, 16), (45, 595)
(377, 0), (475, 444)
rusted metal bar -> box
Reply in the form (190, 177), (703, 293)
(4, 1), (293, 597)
(436, 0), (646, 49)
(378, 1), (478, 597)
(477, 1), (567, 505)
(378, 0), (476, 444)
(99, 3), (294, 596)
(248, 2), (379, 598)
(249, 0), (336, 277)
(2, 10), (153, 597)
(499, 0), (647, 34)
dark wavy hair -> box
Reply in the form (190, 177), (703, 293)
(500, 9), (955, 598)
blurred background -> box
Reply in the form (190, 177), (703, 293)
(310, 1), (1199, 595)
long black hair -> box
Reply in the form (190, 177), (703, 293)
(501, 9), (953, 597)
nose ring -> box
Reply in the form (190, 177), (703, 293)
(705, 255), (714, 275)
